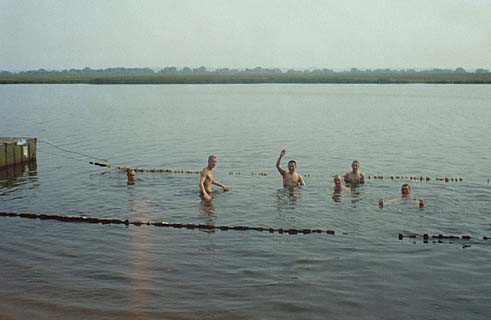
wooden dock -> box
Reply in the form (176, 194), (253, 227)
(0, 137), (37, 168)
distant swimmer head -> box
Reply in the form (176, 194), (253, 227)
(334, 175), (343, 186)
(351, 160), (360, 172)
(208, 155), (217, 169)
(287, 160), (297, 173)
(401, 183), (411, 196)
(127, 169), (136, 185)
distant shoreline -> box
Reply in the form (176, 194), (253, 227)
(1, 72), (491, 85)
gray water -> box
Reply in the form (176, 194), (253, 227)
(1, 84), (490, 319)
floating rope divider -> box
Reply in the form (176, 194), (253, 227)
(368, 176), (463, 182)
(90, 162), (463, 182)
(0, 212), (335, 235)
(39, 140), (108, 162)
(90, 161), (272, 176)
(3, 212), (489, 242)
(398, 233), (489, 242)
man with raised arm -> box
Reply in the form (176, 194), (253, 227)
(275, 149), (305, 188)
(344, 160), (365, 186)
(199, 155), (229, 201)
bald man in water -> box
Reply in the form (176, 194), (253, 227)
(333, 175), (350, 193)
(275, 149), (305, 188)
(199, 155), (229, 201)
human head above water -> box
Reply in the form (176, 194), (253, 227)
(287, 160), (297, 173)
(334, 175), (343, 185)
(351, 160), (360, 171)
(401, 183), (411, 196)
(208, 155), (217, 168)
(127, 168), (136, 185)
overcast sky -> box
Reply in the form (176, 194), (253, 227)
(1, 0), (490, 71)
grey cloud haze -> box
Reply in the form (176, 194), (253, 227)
(1, 0), (490, 70)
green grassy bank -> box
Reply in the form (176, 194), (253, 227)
(1, 71), (491, 85)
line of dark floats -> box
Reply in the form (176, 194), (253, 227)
(368, 176), (463, 182)
(2, 212), (489, 243)
(0, 212), (332, 235)
(92, 162), (463, 182)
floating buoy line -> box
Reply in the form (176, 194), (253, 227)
(91, 161), (466, 182)
(39, 140), (108, 162)
(90, 161), (274, 177)
(398, 233), (489, 242)
(367, 175), (464, 182)
(1, 212), (489, 245)
(0, 211), (334, 235)
(37, 140), (470, 182)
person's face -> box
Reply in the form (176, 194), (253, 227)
(208, 157), (217, 168)
(334, 176), (342, 185)
(401, 185), (411, 195)
(352, 162), (359, 172)
(288, 161), (296, 173)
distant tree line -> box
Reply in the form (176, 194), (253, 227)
(1, 66), (489, 75)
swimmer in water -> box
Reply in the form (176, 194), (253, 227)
(127, 168), (136, 185)
(275, 149), (305, 188)
(344, 160), (365, 186)
(379, 183), (424, 208)
(199, 155), (229, 201)
(333, 175), (350, 193)
(332, 175), (350, 202)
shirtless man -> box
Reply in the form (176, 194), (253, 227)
(333, 175), (350, 193)
(379, 183), (424, 208)
(275, 149), (305, 188)
(199, 155), (229, 201)
(344, 160), (365, 185)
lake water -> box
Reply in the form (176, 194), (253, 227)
(1, 84), (490, 319)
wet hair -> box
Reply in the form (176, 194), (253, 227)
(288, 160), (297, 167)
(352, 160), (360, 166)
(208, 155), (217, 161)
(401, 183), (411, 191)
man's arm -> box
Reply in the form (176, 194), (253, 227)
(212, 179), (229, 192)
(199, 170), (211, 201)
(276, 149), (287, 176)
(298, 175), (305, 186)
(360, 172), (365, 184)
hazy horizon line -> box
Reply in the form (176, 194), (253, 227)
(3, 65), (490, 74)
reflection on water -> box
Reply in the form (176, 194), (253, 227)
(0, 161), (38, 190)
(199, 199), (215, 216)
(332, 191), (343, 203)
(331, 186), (364, 206)
(275, 187), (302, 210)
(349, 187), (364, 207)
(127, 194), (157, 313)
(2, 84), (491, 320)
(198, 200), (216, 233)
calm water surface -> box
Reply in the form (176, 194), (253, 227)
(1, 84), (490, 319)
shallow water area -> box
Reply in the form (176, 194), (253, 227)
(1, 84), (491, 319)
